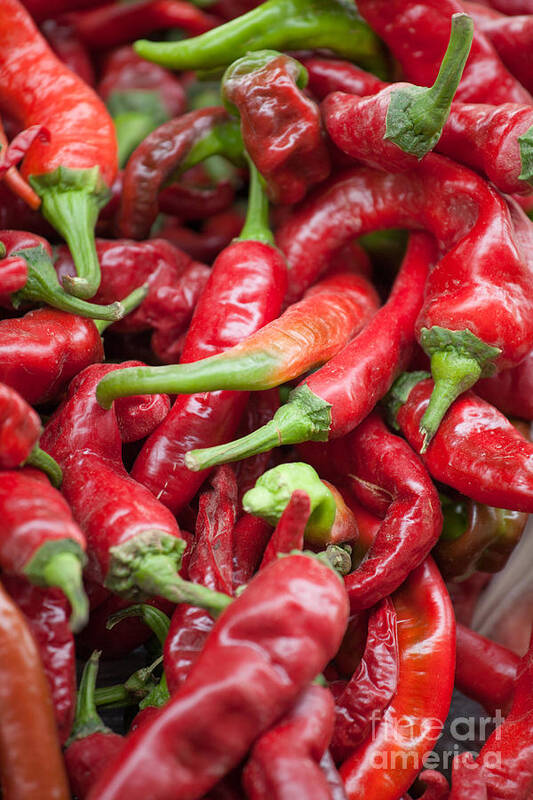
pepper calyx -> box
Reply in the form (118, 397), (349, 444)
(518, 124), (533, 185)
(106, 531), (186, 599)
(383, 371), (431, 430)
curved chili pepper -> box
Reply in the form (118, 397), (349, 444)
(2, 575), (76, 745)
(117, 107), (243, 240)
(0, 381), (41, 468)
(96, 269), (378, 404)
(434, 490), (528, 580)
(0, 0), (118, 299)
(242, 684), (336, 800)
(0, 289), (145, 405)
(185, 231), (433, 470)
(413, 771), (450, 800)
(0, 254), (27, 299)
(41, 18), (95, 86)
(87, 553), (349, 800)
(134, 0), (387, 77)
(0, 579), (70, 799)
(158, 180), (235, 221)
(476, 349), (533, 420)
(329, 598), (399, 763)
(258, 489), (310, 568)
(126, 163), (287, 515)
(64, 652), (125, 800)
(340, 558), (455, 800)
(455, 623), (519, 715)
(158, 206), (245, 264)
(302, 56), (387, 101)
(0, 117), (43, 209)
(386, 372), (533, 512)
(356, 0), (532, 105)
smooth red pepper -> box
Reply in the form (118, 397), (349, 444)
(476, 349), (533, 420)
(0, 0), (118, 299)
(302, 55), (386, 101)
(231, 513), (272, 589)
(0, 117), (44, 209)
(0, 381), (41, 469)
(88, 553), (349, 800)
(455, 623), (519, 715)
(258, 490), (310, 569)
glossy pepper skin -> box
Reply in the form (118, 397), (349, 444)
(476, 349), (533, 420)
(455, 624), (519, 715)
(259, 490), (311, 568)
(2, 575), (76, 745)
(0, 0), (118, 299)
(0, 579), (71, 799)
(222, 51), (330, 204)
(301, 56), (387, 101)
(356, 0), (532, 105)
(387, 373), (533, 512)
(0, 118), (44, 209)
(231, 513), (272, 588)
(88, 553), (349, 800)
(117, 107), (243, 240)
(340, 558), (455, 800)
(186, 232), (434, 470)
(96, 269), (379, 405)
(242, 684), (336, 800)
(0, 381), (41, 468)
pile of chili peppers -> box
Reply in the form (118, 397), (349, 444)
(0, 0), (533, 797)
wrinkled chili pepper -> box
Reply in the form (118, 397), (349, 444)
(97, 269), (379, 404)
(356, 0), (532, 105)
(340, 558), (455, 800)
(122, 161), (287, 515)
(41, 18), (95, 86)
(0, 288), (145, 405)
(158, 207), (245, 264)
(0, 468), (88, 631)
(329, 598), (399, 763)
(2, 575), (76, 745)
(0, 578), (71, 799)
(117, 107), (243, 240)
(158, 176), (235, 222)
(259, 490), (311, 568)
(234, 388), (280, 501)
(434, 490), (528, 580)
(134, 0), (387, 77)
(222, 50), (330, 204)
(455, 623), (519, 715)
(0, 0), (118, 299)
(231, 513), (272, 588)
(476, 349), (533, 420)
(242, 684), (336, 800)
(64, 652), (125, 800)
(185, 232), (434, 470)
(87, 553), (349, 800)
(386, 372), (533, 512)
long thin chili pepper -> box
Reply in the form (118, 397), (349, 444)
(158, 206), (245, 264)
(234, 388), (280, 501)
(185, 232), (434, 470)
(87, 553), (349, 800)
(258, 490), (311, 568)
(476, 348), (533, 420)
(133, 0), (387, 76)
(302, 56), (387, 101)
(386, 372), (533, 512)
(455, 623), (519, 715)
(340, 558), (455, 800)
(0, 118), (43, 209)
(231, 513), (271, 588)
(0, 381), (42, 469)
(0, 579), (71, 799)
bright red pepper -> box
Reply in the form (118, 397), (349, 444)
(0, 117), (44, 209)
(485, 0), (533, 11)
(231, 513), (271, 589)
(0, 381), (41, 469)
(258, 490), (310, 569)
(88, 553), (349, 800)
(455, 623), (519, 715)
(302, 56), (386, 101)
(0, 0), (118, 299)
(476, 348), (533, 420)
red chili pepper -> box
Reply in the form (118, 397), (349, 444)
(185, 231), (433, 471)
(158, 178), (235, 222)
(2, 575), (76, 745)
(356, 0), (532, 104)
(340, 558), (455, 800)
(20, 0), (104, 22)
(0, 118), (45, 209)
(386, 372), (533, 512)
(329, 598), (399, 763)
(455, 623), (519, 715)
(231, 513), (272, 589)
(447, 572), (492, 627)
(302, 56), (387, 101)
(412, 772), (450, 800)
(0, 0), (118, 299)
(67, 0), (219, 51)
(259, 490), (310, 569)
(242, 684), (336, 800)
(234, 388), (280, 501)
(41, 18), (95, 86)
(476, 348), (533, 420)
(320, 751), (349, 800)
(0, 468), (88, 631)
(0, 181), (54, 235)
(0, 381), (41, 469)
(0, 254), (27, 300)
(64, 652), (125, 800)
(485, 0), (533, 11)
(87, 553), (349, 800)
(157, 208), (246, 264)
(117, 107), (243, 240)
(0, 578), (71, 799)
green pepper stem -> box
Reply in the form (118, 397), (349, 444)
(179, 119), (244, 175)
(67, 651), (111, 744)
(114, 112), (159, 168)
(41, 551), (89, 633)
(94, 684), (133, 708)
(238, 156), (273, 244)
(93, 284), (148, 334)
(518, 124), (533, 185)
(106, 603), (171, 647)
(139, 673), (170, 711)
(385, 13), (473, 159)
(25, 445), (63, 488)
(132, 554), (233, 618)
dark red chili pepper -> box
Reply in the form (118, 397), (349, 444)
(0, 468), (88, 631)
(67, 0), (219, 51)
(455, 623), (519, 715)
(0, 181), (53, 236)
(64, 652), (125, 800)
(234, 388), (280, 501)
(231, 513), (272, 589)
(97, 269), (379, 405)
(476, 349), (533, 420)
(87, 553), (349, 800)
(356, 0), (532, 105)
(0, 0), (118, 299)
(412, 771), (450, 800)
(2, 575), (76, 745)
(242, 684), (336, 800)
(0, 578), (71, 799)
(447, 572), (491, 627)
(386, 372), (533, 512)
(185, 231), (433, 470)
(157, 207), (246, 264)
(329, 598), (399, 763)
(258, 490), (310, 569)
(21, 0), (104, 22)
(41, 18), (95, 86)
(340, 559), (455, 800)
(122, 163), (287, 515)
(158, 176), (235, 222)
(117, 107), (243, 240)
(484, 0), (533, 12)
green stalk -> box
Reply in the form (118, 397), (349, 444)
(238, 156), (273, 244)
(25, 445), (63, 488)
(179, 119), (244, 175)
(114, 112), (159, 168)
(134, 0), (387, 77)
(385, 13), (474, 159)
(518, 124), (533, 186)
(67, 651), (111, 744)
(106, 603), (171, 647)
(92, 284), (148, 335)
